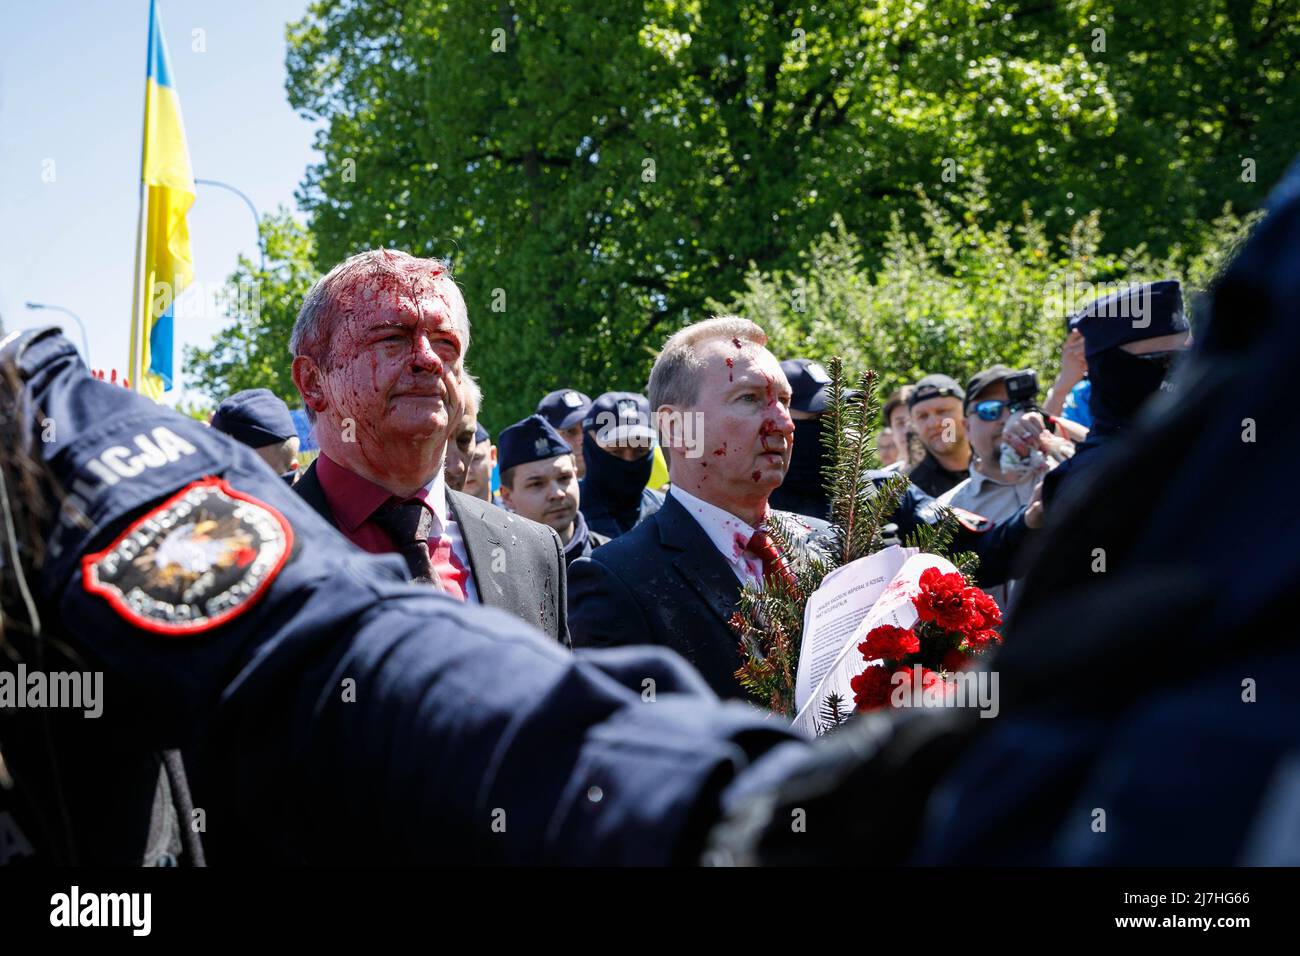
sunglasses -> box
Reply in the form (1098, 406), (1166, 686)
(971, 400), (1011, 422)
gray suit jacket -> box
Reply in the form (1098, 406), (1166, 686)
(294, 460), (569, 645)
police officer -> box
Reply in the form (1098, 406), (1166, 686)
(497, 415), (608, 565)
(577, 392), (665, 540)
(0, 326), (808, 865)
(536, 387), (592, 479)
(210, 387), (301, 485)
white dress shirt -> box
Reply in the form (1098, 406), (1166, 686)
(669, 485), (765, 588)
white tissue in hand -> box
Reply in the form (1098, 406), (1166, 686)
(998, 442), (1045, 481)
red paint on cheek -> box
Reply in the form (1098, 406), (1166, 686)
(751, 470), (762, 482)
(713, 444), (728, 457)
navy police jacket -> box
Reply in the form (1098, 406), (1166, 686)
(0, 328), (808, 865)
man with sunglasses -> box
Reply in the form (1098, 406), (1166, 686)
(940, 365), (1062, 609)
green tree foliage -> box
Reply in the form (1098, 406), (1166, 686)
(184, 209), (320, 406)
(719, 176), (1259, 400)
(284, 0), (1290, 426)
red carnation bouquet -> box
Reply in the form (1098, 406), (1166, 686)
(850, 567), (1002, 712)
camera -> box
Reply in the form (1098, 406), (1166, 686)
(1004, 370), (1039, 411)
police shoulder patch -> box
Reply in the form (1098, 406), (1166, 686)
(82, 477), (292, 636)
(948, 505), (993, 533)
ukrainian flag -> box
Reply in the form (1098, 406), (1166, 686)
(130, 0), (194, 398)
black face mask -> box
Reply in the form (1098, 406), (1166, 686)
(581, 430), (654, 507)
(784, 417), (827, 495)
(1087, 347), (1181, 435)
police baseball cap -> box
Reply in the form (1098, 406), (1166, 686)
(584, 391), (656, 447)
(908, 374), (965, 408)
(780, 358), (835, 413)
(497, 415), (572, 475)
(1069, 279), (1188, 359)
(536, 389), (592, 432)
(211, 389), (298, 449)
(962, 365), (1019, 412)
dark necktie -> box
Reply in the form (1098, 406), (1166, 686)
(372, 499), (435, 583)
(745, 529), (799, 592)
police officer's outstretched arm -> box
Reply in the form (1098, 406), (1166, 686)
(1, 329), (807, 865)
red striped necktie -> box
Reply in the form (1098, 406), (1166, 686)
(745, 529), (799, 592)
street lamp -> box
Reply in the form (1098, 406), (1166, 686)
(25, 302), (90, 362)
(195, 178), (266, 272)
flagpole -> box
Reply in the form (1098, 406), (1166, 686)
(128, 184), (147, 393)
(127, 0), (155, 393)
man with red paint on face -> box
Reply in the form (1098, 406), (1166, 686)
(289, 250), (568, 644)
(567, 316), (830, 700)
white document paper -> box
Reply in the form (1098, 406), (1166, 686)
(792, 545), (915, 715)
(791, 552), (958, 738)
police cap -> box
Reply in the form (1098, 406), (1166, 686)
(497, 415), (572, 474)
(1069, 279), (1188, 359)
(536, 389), (592, 432)
(211, 389), (297, 449)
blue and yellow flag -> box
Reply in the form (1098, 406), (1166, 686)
(130, 0), (194, 398)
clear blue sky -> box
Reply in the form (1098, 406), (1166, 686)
(0, 0), (318, 407)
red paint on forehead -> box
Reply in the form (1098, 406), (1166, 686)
(725, 356), (734, 382)
(732, 337), (742, 349)
(320, 261), (462, 350)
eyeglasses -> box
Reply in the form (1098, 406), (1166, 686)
(971, 400), (1011, 422)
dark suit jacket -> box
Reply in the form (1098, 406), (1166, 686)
(294, 460), (569, 645)
(567, 492), (827, 700)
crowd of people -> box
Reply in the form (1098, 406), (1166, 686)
(4, 192), (1292, 867)
(196, 251), (1190, 702)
